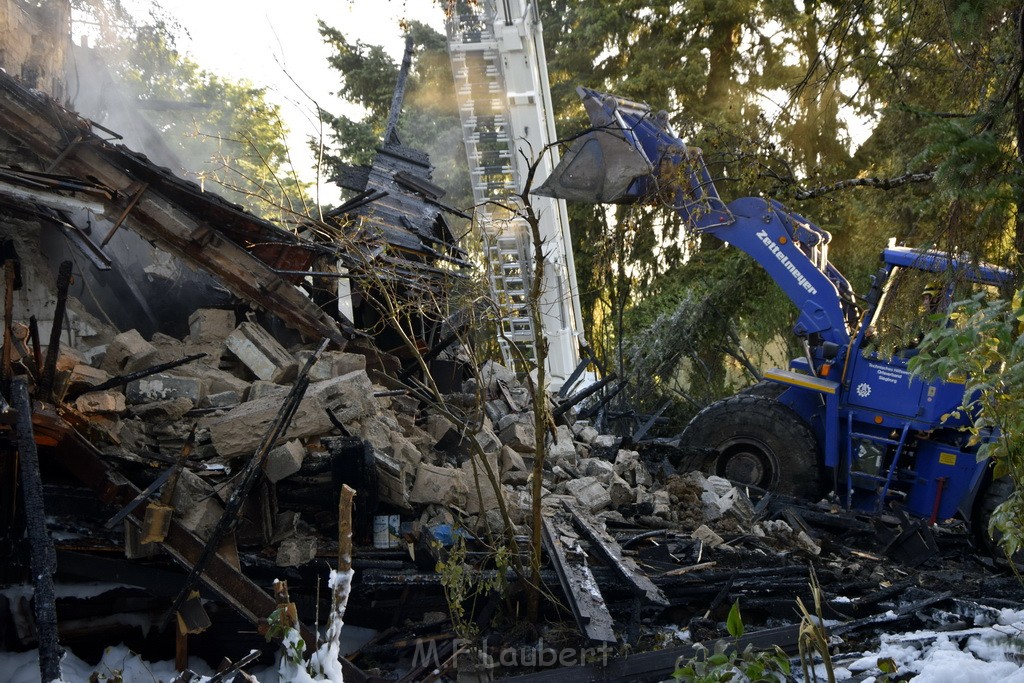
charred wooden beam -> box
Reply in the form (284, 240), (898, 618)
(541, 516), (617, 644)
(12, 379), (63, 681)
(565, 504), (668, 607)
(552, 373), (617, 419)
(38, 260), (72, 400)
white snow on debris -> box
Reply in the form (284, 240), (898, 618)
(817, 609), (1024, 682)
(0, 644), (214, 683)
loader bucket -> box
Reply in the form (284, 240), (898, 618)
(533, 127), (653, 204)
(534, 88), (655, 204)
(535, 87), (733, 226)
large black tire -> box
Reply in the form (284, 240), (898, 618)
(739, 380), (786, 400)
(680, 394), (825, 500)
(972, 476), (1021, 562)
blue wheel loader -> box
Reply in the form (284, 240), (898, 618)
(537, 87), (1015, 553)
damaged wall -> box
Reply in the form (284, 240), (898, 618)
(0, 0), (70, 100)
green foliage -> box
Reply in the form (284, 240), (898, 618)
(673, 601), (791, 682)
(909, 291), (1024, 554)
(436, 530), (510, 641)
(93, 20), (311, 223)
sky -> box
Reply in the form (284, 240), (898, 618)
(104, 1), (448, 206)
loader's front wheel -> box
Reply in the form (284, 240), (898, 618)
(973, 475), (1024, 563)
(680, 394), (825, 500)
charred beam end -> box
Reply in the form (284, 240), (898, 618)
(553, 373), (618, 419)
(12, 379), (64, 681)
(38, 260), (73, 400)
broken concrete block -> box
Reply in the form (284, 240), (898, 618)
(126, 373), (207, 404)
(173, 363), (251, 397)
(248, 380), (288, 401)
(68, 363), (110, 389)
(129, 397), (194, 421)
(390, 432), (423, 468)
(297, 349), (367, 382)
(188, 308), (236, 344)
(51, 344), (88, 373)
(264, 440), (305, 483)
(480, 360), (516, 397)
(375, 451), (413, 511)
(692, 524), (724, 548)
(409, 464), (465, 506)
(484, 399), (511, 425)
(74, 391), (126, 414)
(500, 445), (527, 473)
(614, 449), (653, 487)
(204, 390), (240, 409)
(426, 414), (459, 444)
(271, 511), (301, 544)
(276, 536), (318, 567)
(225, 322), (298, 383)
(101, 330), (158, 374)
(547, 425), (578, 468)
(461, 456), (503, 515)
(608, 475), (634, 508)
(474, 425), (501, 456)
(204, 370), (377, 458)
(653, 489), (672, 519)
(571, 422), (600, 445)
(497, 412), (535, 452)
(565, 476), (612, 513)
(581, 457), (615, 484)
(172, 469), (224, 541)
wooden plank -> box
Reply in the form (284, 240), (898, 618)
(565, 503), (668, 607)
(541, 515), (617, 644)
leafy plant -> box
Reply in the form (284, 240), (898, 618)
(673, 600), (791, 682)
(909, 290), (1024, 554)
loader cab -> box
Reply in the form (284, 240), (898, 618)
(844, 247), (1011, 426)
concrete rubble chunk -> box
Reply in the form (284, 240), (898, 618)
(474, 425), (501, 455)
(276, 536), (318, 567)
(171, 469), (224, 541)
(204, 369), (378, 458)
(565, 476), (612, 513)
(500, 445), (527, 473)
(480, 360), (516, 397)
(608, 474), (634, 508)
(409, 463), (465, 506)
(73, 391), (126, 414)
(461, 456), (503, 515)
(101, 330), (158, 375)
(172, 363), (251, 397)
(571, 422), (600, 445)
(225, 321), (299, 383)
(129, 397), (194, 421)
(68, 364), (110, 388)
(203, 390), (240, 409)
(580, 457), (615, 484)
(692, 524), (725, 548)
(497, 411), (536, 453)
(248, 380), (288, 402)
(263, 439), (305, 483)
(188, 308), (236, 344)
(127, 373), (207, 405)
(296, 349), (367, 382)
(547, 424), (578, 468)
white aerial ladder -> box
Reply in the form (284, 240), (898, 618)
(446, 0), (588, 392)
